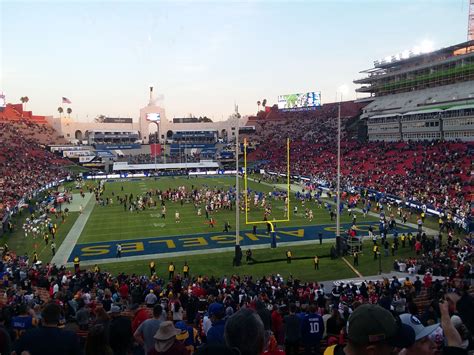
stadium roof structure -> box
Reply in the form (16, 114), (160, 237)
(354, 40), (474, 97)
(370, 40), (474, 71)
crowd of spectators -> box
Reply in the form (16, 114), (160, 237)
(0, 234), (472, 354)
(0, 121), (70, 221)
(0, 192), (472, 354)
(245, 103), (473, 219)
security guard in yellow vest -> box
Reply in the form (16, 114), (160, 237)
(94, 264), (100, 273)
(373, 245), (378, 260)
(74, 256), (80, 273)
(183, 262), (190, 278)
(401, 234), (406, 248)
(286, 250), (292, 263)
(149, 261), (155, 276)
(168, 262), (175, 280)
(314, 255), (319, 270)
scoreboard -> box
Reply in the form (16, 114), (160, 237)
(278, 91), (321, 110)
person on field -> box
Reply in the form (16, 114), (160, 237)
(168, 262), (175, 280)
(149, 261), (156, 276)
(183, 262), (190, 279)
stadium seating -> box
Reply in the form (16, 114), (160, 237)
(0, 119), (70, 220)
(363, 81), (474, 115)
(245, 102), (473, 217)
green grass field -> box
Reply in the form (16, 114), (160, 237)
(0, 176), (450, 282)
(79, 177), (372, 243)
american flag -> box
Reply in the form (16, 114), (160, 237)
(62, 97), (72, 104)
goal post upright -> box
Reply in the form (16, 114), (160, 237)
(243, 137), (291, 248)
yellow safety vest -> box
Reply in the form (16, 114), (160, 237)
(169, 264), (175, 272)
(324, 345), (337, 355)
(287, 251), (292, 258)
(183, 265), (189, 272)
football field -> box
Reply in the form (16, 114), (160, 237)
(1, 175), (430, 281)
(55, 176), (418, 266)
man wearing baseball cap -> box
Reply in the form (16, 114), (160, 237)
(399, 313), (439, 355)
(206, 303), (226, 345)
(324, 304), (415, 355)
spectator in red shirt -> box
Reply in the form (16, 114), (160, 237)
(271, 305), (284, 345)
(423, 272), (433, 289)
(119, 282), (129, 303)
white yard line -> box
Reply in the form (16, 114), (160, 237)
(51, 193), (94, 265)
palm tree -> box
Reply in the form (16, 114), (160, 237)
(257, 100), (261, 112)
(57, 107), (64, 118)
(262, 99), (267, 109)
(20, 96), (29, 110)
(67, 107), (72, 118)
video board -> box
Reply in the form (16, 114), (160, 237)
(277, 91), (321, 110)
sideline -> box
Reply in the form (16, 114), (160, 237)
(341, 256), (363, 277)
(51, 193), (94, 265)
(65, 238), (334, 267)
(249, 177), (438, 236)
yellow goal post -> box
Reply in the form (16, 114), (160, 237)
(243, 137), (290, 233)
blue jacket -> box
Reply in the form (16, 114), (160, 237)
(206, 319), (226, 345)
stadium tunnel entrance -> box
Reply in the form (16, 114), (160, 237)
(75, 130), (83, 141)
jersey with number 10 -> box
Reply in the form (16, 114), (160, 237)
(300, 313), (324, 345)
